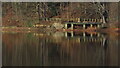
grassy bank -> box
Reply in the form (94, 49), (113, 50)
(1, 27), (39, 33)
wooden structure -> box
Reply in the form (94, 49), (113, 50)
(37, 18), (104, 29)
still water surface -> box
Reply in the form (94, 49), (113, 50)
(2, 31), (118, 66)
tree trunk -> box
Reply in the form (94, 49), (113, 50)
(102, 16), (106, 23)
(37, 3), (41, 23)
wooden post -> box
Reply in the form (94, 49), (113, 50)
(95, 19), (97, 23)
(90, 34), (93, 37)
(71, 24), (73, 29)
(65, 32), (67, 37)
(71, 31), (73, 37)
(78, 18), (80, 22)
(83, 24), (86, 29)
(92, 38), (94, 42)
(97, 33), (100, 37)
(90, 24), (93, 27)
(83, 32), (86, 37)
(97, 24), (100, 28)
(92, 19), (94, 22)
(65, 24), (68, 29)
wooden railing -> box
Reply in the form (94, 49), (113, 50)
(41, 18), (103, 23)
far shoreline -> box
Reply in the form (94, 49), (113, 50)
(1, 27), (120, 34)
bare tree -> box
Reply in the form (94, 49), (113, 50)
(93, 2), (108, 23)
(37, 2), (50, 23)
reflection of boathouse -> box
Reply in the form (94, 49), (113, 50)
(28, 32), (110, 66)
(33, 32), (107, 47)
(64, 32), (106, 45)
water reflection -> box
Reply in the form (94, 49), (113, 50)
(2, 31), (118, 66)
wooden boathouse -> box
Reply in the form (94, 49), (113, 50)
(35, 18), (105, 29)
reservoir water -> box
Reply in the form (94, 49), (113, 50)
(2, 31), (118, 66)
